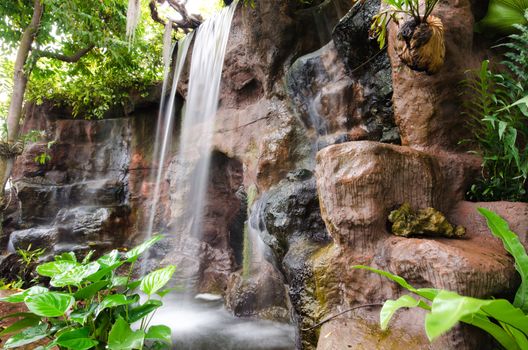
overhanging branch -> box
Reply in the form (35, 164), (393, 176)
(33, 44), (95, 63)
(148, 0), (202, 33)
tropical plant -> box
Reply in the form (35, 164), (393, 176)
(15, 243), (46, 287)
(477, 0), (528, 35)
(371, 0), (439, 47)
(355, 208), (528, 350)
(370, 0), (445, 74)
(0, 235), (176, 350)
(463, 17), (528, 201)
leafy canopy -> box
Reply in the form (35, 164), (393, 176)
(0, 0), (164, 119)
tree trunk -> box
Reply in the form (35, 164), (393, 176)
(0, 0), (43, 231)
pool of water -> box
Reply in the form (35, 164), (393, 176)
(149, 295), (297, 350)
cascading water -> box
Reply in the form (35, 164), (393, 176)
(142, 2), (295, 349)
(169, 1), (238, 242)
(145, 32), (194, 240)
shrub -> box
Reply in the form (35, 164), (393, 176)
(463, 15), (528, 201)
(0, 235), (175, 350)
(355, 208), (528, 350)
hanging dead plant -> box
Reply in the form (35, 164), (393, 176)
(371, 0), (445, 75)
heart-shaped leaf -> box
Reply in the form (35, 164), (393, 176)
(51, 262), (100, 287)
(0, 286), (49, 303)
(37, 261), (79, 277)
(140, 265), (176, 296)
(125, 235), (163, 262)
(25, 292), (75, 317)
(4, 323), (49, 348)
(146, 325), (172, 344)
(55, 327), (99, 350)
(128, 300), (162, 323)
(95, 294), (139, 317)
(108, 317), (145, 350)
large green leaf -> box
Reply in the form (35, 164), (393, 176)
(140, 265), (176, 296)
(425, 291), (528, 341)
(146, 325), (172, 344)
(107, 317), (145, 350)
(70, 304), (97, 326)
(0, 286), (49, 303)
(74, 280), (109, 300)
(25, 292), (75, 317)
(36, 260), (79, 277)
(478, 207), (528, 311)
(51, 262), (100, 287)
(477, 0), (528, 34)
(97, 249), (121, 267)
(55, 252), (77, 262)
(465, 313), (520, 350)
(3, 323), (49, 349)
(0, 317), (41, 337)
(86, 261), (124, 282)
(95, 294), (139, 317)
(353, 265), (439, 300)
(55, 327), (99, 350)
(128, 300), (163, 323)
(125, 235), (163, 262)
(380, 295), (430, 330)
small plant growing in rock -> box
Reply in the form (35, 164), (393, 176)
(371, 0), (445, 74)
(0, 235), (175, 349)
(355, 209), (528, 350)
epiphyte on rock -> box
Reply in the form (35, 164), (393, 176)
(388, 203), (465, 238)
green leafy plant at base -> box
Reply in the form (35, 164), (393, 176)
(463, 16), (528, 201)
(0, 234), (175, 350)
(354, 208), (528, 350)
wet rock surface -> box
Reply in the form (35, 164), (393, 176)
(6, 1), (528, 349)
(255, 170), (330, 349)
(8, 103), (133, 256)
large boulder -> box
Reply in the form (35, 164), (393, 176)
(315, 141), (478, 248)
(387, 0), (494, 150)
(312, 140), (520, 349)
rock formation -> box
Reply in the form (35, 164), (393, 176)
(4, 0), (528, 349)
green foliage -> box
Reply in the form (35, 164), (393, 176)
(479, 207), (528, 312)
(0, 234), (175, 350)
(371, 0), (441, 48)
(354, 209), (528, 350)
(463, 18), (528, 201)
(477, 1), (528, 35)
(0, 58), (13, 120)
(0, 0), (164, 120)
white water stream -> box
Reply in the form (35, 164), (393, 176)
(143, 3), (296, 348)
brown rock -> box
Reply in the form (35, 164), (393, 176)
(316, 307), (489, 350)
(315, 141), (477, 249)
(450, 201), (528, 249)
(388, 0), (495, 150)
(225, 262), (290, 322)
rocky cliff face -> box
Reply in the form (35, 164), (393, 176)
(5, 0), (528, 349)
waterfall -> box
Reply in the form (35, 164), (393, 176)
(144, 1), (238, 271)
(145, 32), (194, 239)
(169, 1), (237, 242)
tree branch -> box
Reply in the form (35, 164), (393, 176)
(33, 44), (95, 63)
(148, 0), (202, 33)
